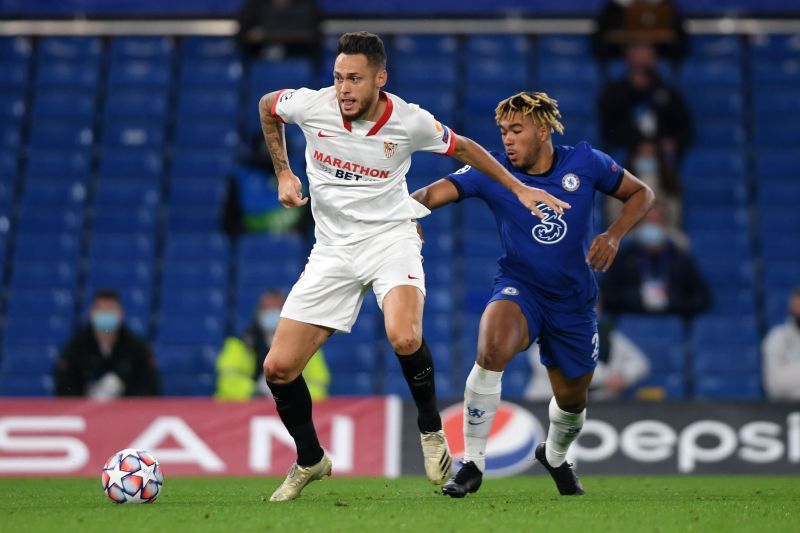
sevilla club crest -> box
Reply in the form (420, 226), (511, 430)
(384, 141), (398, 158)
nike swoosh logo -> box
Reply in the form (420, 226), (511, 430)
(407, 275), (420, 280)
(317, 131), (336, 138)
(467, 420), (486, 425)
(413, 367), (432, 381)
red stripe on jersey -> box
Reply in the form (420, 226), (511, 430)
(444, 127), (457, 157)
(366, 91), (394, 137)
(270, 89), (287, 124)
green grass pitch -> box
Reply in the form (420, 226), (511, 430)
(2, 476), (798, 532)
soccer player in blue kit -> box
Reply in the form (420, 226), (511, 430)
(411, 92), (655, 497)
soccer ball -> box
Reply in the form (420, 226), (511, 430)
(101, 448), (164, 504)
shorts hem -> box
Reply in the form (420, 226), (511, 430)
(279, 312), (353, 334)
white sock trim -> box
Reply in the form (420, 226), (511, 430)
(465, 363), (503, 395)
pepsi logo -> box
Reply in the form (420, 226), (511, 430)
(442, 401), (544, 477)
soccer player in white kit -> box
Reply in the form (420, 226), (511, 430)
(258, 31), (570, 501)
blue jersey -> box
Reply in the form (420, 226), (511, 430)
(447, 141), (623, 308)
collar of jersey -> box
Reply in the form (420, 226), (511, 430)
(509, 146), (560, 179)
(341, 91), (394, 136)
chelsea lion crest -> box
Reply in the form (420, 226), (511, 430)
(561, 173), (580, 192)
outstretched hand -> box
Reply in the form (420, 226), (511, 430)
(277, 173), (308, 208)
(516, 186), (571, 218)
(586, 232), (620, 273)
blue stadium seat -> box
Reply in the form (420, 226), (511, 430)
(89, 233), (156, 262)
(250, 59), (314, 89)
(167, 206), (222, 233)
(393, 34), (457, 59)
(0, 343), (59, 375)
(102, 117), (166, 148)
(3, 315), (73, 345)
(467, 34), (529, 59)
(171, 150), (234, 180)
(754, 149), (799, 179)
(682, 149), (745, 180)
(321, 339), (378, 373)
(14, 233), (80, 262)
(159, 373), (215, 397)
(110, 36), (173, 60)
(693, 120), (745, 148)
(161, 260), (227, 289)
(164, 233), (229, 261)
(680, 59), (742, 87)
(759, 208), (800, 234)
(758, 182), (800, 212)
(16, 208), (83, 235)
(752, 89), (800, 115)
(158, 288), (227, 318)
(754, 122), (800, 148)
(634, 373), (686, 399)
(169, 177), (226, 208)
(537, 59), (599, 89)
(463, 232), (503, 258)
(422, 233), (454, 261)
(176, 88), (239, 117)
(21, 178), (86, 209)
(36, 61), (100, 88)
(763, 262), (798, 291)
(236, 263), (301, 296)
(85, 260), (153, 290)
(26, 149), (90, 180)
(0, 374), (53, 397)
(707, 287), (757, 317)
(751, 59), (800, 87)
(537, 35), (591, 59)
(32, 88), (95, 120)
(761, 234), (800, 262)
(153, 340), (222, 374)
(683, 181), (747, 208)
(180, 60), (243, 88)
(467, 57), (527, 87)
(29, 120), (94, 148)
(239, 233), (305, 261)
(0, 62), (29, 88)
(694, 373), (762, 400)
(91, 205), (157, 234)
(0, 89), (26, 118)
(764, 288), (791, 328)
(394, 57), (458, 88)
(691, 315), (758, 348)
(688, 229), (751, 262)
(81, 285), (152, 323)
(0, 118), (21, 148)
(38, 37), (102, 61)
(10, 259), (78, 289)
(94, 179), (159, 208)
(687, 35), (742, 60)
(329, 373), (374, 396)
(503, 370), (531, 399)
(106, 89), (168, 117)
(98, 148), (163, 181)
(181, 37), (239, 60)
(156, 316), (224, 346)
(108, 60), (171, 88)
(0, 36), (33, 61)
(749, 34), (800, 61)
(684, 207), (749, 232)
(686, 90), (743, 119)
(695, 258), (755, 288)
(615, 314), (684, 342)
(6, 288), (75, 319)
(174, 119), (239, 148)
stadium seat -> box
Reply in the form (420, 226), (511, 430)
(91, 205), (158, 234)
(694, 374), (762, 400)
(102, 117), (166, 148)
(153, 343), (217, 374)
(110, 36), (173, 61)
(98, 148), (163, 181)
(176, 88), (239, 117)
(634, 373), (686, 399)
(0, 36), (33, 61)
(467, 57), (527, 87)
(156, 315), (224, 346)
(752, 89), (800, 115)
(164, 233), (230, 261)
(180, 60), (243, 88)
(15, 207), (83, 235)
(0, 343), (59, 375)
(680, 59), (742, 87)
(239, 233), (306, 261)
(89, 233), (156, 262)
(29, 119), (94, 148)
(167, 206), (223, 233)
(38, 36), (102, 61)
(537, 58), (600, 89)
(393, 34), (457, 59)
(26, 149), (91, 180)
(181, 36), (239, 60)
(6, 288), (75, 318)
(94, 179), (159, 208)
(250, 59), (314, 89)
(537, 35), (591, 59)
(329, 372), (374, 396)
(14, 233), (81, 262)
(691, 315), (759, 348)
(36, 61), (100, 88)
(687, 35), (742, 61)
(3, 315), (73, 345)
(171, 150), (234, 180)
(754, 149), (800, 179)
(693, 120), (745, 148)
(32, 88), (96, 120)
(754, 122), (800, 148)
(395, 57), (458, 88)
(158, 288), (227, 318)
(751, 59), (800, 87)
(85, 260), (153, 290)
(749, 34), (800, 61)
(707, 287), (757, 317)
(0, 62), (28, 88)
(159, 373), (215, 396)
(467, 34), (529, 60)
(21, 177), (86, 208)
(693, 345), (760, 374)
(0, 374), (53, 397)
(174, 119), (239, 149)
(321, 339), (378, 373)
(106, 89), (169, 118)
(161, 260), (227, 289)
(108, 60), (171, 88)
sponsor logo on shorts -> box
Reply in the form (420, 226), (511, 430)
(501, 287), (519, 296)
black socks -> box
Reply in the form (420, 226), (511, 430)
(396, 338), (442, 433)
(267, 375), (324, 467)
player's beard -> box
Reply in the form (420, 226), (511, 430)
(340, 93), (377, 122)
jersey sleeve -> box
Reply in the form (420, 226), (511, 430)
(405, 104), (457, 156)
(591, 147), (625, 195)
(445, 164), (486, 202)
(270, 88), (317, 125)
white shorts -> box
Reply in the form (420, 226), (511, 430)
(281, 221), (425, 332)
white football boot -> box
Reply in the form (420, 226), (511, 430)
(420, 429), (452, 484)
(269, 452), (332, 502)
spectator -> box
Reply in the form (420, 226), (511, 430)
(221, 133), (313, 239)
(762, 287), (800, 401)
(525, 301), (650, 401)
(598, 42), (692, 167)
(54, 289), (159, 398)
(236, 0), (320, 61)
(601, 201), (710, 317)
(593, 0), (687, 64)
(215, 289), (329, 401)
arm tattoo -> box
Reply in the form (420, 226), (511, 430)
(259, 95), (290, 175)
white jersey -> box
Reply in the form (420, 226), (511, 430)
(271, 86), (457, 245)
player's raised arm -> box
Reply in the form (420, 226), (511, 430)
(452, 135), (570, 219)
(258, 91), (307, 208)
(587, 169), (655, 272)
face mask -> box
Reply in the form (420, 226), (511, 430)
(634, 155), (658, 178)
(637, 222), (667, 248)
(258, 309), (281, 332)
(91, 311), (121, 333)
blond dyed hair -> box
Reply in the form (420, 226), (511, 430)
(495, 91), (565, 135)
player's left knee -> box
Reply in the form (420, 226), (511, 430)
(388, 331), (422, 355)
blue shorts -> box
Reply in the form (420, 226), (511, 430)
(488, 276), (598, 379)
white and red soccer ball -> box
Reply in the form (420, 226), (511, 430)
(101, 448), (164, 504)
